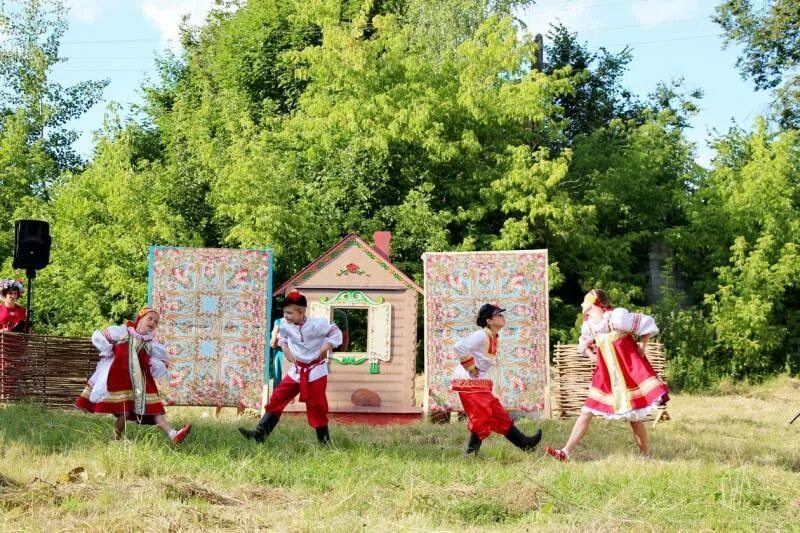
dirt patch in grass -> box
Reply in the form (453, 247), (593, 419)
(0, 476), (98, 511)
(162, 476), (238, 505)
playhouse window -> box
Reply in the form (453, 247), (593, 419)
(332, 307), (368, 352)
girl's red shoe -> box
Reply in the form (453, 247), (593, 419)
(545, 447), (569, 462)
(172, 424), (192, 444)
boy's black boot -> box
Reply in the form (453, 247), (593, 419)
(504, 425), (542, 451)
(464, 432), (482, 455)
(238, 412), (280, 443)
(315, 425), (331, 445)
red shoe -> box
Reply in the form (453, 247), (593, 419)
(545, 447), (569, 462)
(172, 424), (192, 444)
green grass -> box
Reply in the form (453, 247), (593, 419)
(1, 377), (799, 531)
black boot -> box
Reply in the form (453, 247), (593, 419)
(504, 425), (542, 451)
(238, 412), (280, 443)
(315, 425), (331, 445)
(464, 432), (482, 455)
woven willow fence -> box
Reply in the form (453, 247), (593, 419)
(0, 332), (96, 408)
(551, 343), (669, 421)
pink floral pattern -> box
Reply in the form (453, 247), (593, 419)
(149, 247), (272, 408)
(424, 251), (549, 414)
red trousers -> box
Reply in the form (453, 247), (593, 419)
(458, 391), (513, 440)
(265, 375), (328, 428)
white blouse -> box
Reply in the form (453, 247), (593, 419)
(578, 308), (658, 354)
(452, 329), (495, 380)
(87, 324), (170, 402)
(278, 317), (343, 382)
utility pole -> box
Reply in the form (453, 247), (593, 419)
(534, 33), (544, 71)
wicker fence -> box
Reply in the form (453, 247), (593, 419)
(0, 332), (96, 408)
(551, 343), (668, 419)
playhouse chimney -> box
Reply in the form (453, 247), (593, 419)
(373, 231), (391, 260)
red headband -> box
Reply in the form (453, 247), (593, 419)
(128, 307), (158, 327)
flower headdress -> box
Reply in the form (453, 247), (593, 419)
(0, 279), (24, 295)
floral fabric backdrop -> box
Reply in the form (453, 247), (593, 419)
(148, 247), (272, 408)
(424, 251), (549, 415)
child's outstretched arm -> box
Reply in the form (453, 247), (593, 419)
(149, 341), (169, 379)
(609, 308), (658, 353)
(91, 325), (128, 357)
(454, 332), (482, 377)
(270, 322), (281, 349)
(577, 322), (598, 365)
(318, 323), (343, 359)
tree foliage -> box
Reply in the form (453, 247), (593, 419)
(715, 0), (800, 127)
(0, 0), (108, 174)
(0, 0), (106, 269)
(668, 120), (800, 380)
(7, 0), (799, 388)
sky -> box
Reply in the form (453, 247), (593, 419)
(51, 0), (773, 166)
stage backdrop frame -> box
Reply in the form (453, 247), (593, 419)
(148, 246), (272, 408)
(423, 250), (550, 418)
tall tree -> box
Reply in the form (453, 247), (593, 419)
(0, 0), (108, 175)
(0, 0), (107, 261)
(26, 110), (202, 335)
(670, 120), (800, 380)
(715, 0), (800, 127)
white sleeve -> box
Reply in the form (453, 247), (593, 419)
(323, 321), (343, 349)
(278, 321), (289, 345)
(150, 358), (169, 379)
(577, 322), (594, 354)
(149, 341), (168, 362)
(148, 341), (169, 379)
(610, 308), (658, 337)
(454, 330), (485, 358)
(91, 325), (127, 357)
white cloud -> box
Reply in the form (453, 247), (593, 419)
(140, 0), (216, 49)
(629, 0), (703, 27)
(64, 0), (119, 23)
(516, 0), (606, 36)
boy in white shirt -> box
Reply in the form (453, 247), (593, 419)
(239, 290), (342, 444)
(452, 303), (542, 455)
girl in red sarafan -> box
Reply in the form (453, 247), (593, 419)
(452, 303), (543, 455)
(75, 307), (192, 444)
(545, 289), (669, 462)
(0, 279), (27, 332)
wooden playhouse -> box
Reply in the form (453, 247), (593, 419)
(275, 232), (423, 420)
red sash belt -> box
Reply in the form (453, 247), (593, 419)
(294, 356), (326, 402)
(451, 378), (493, 393)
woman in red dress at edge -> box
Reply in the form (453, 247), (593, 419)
(545, 289), (669, 462)
(75, 307), (192, 444)
(0, 279), (27, 333)
(0, 279), (27, 399)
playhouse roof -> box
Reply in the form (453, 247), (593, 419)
(276, 233), (423, 295)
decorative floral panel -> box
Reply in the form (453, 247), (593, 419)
(424, 251), (549, 415)
(148, 246), (272, 408)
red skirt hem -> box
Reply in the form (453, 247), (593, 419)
(75, 393), (165, 418)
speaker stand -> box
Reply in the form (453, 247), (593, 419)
(25, 268), (35, 333)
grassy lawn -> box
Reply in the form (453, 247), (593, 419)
(1, 377), (799, 531)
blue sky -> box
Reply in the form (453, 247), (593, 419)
(54, 0), (772, 166)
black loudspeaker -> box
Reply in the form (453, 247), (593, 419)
(13, 220), (51, 271)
